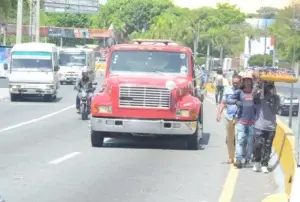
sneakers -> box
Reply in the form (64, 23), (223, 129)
(253, 162), (261, 172)
(252, 163), (269, 173)
(261, 166), (269, 173)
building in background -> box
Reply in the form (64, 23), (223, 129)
(242, 36), (275, 67)
(245, 18), (276, 29)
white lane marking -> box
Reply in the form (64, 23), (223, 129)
(49, 152), (81, 164)
(0, 105), (75, 133)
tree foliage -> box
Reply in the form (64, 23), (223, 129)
(3, 0), (299, 63)
(248, 54), (273, 67)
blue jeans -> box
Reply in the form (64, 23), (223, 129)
(235, 122), (254, 161)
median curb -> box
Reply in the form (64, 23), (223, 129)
(262, 193), (288, 202)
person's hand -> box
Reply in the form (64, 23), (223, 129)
(216, 115), (221, 122)
(235, 100), (243, 107)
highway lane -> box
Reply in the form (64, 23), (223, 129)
(0, 81), (278, 202)
(0, 89), (235, 202)
(276, 83), (299, 134)
(0, 83), (76, 129)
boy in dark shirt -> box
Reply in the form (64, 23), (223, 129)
(227, 73), (256, 168)
(252, 81), (280, 173)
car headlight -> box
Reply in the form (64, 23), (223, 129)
(9, 84), (21, 89)
(98, 106), (112, 113)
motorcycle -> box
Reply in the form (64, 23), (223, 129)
(75, 82), (97, 120)
(79, 88), (91, 120)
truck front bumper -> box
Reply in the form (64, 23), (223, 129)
(9, 87), (55, 95)
(90, 117), (197, 135)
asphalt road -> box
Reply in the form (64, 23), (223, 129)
(276, 83), (300, 134)
(0, 78), (276, 202)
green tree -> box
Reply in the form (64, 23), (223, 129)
(248, 54), (273, 66)
(98, 0), (173, 40)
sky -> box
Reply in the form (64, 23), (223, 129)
(98, 0), (292, 13)
(172, 0), (293, 13)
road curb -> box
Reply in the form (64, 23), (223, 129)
(262, 193), (288, 202)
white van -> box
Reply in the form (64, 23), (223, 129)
(58, 48), (95, 84)
(8, 42), (60, 102)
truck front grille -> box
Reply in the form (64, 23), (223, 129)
(119, 86), (171, 109)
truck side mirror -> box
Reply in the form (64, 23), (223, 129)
(54, 65), (60, 71)
(3, 63), (8, 70)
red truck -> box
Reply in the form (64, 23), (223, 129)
(90, 39), (203, 150)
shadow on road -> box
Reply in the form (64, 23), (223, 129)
(11, 96), (63, 103)
(97, 132), (211, 151)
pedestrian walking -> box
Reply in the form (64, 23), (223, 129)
(252, 81), (280, 173)
(216, 74), (241, 164)
(214, 69), (225, 104)
(227, 72), (256, 168)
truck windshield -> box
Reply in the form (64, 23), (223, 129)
(110, 50), (189, 75)
(11, 51), (52, 71)
(59, 52), (86, 66)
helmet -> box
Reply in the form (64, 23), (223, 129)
(81, 70), (89, 81)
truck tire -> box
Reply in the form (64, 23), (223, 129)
(186, 124), (199, 150)
(91, 130), (104, 147)
(44, 95), (54, 102)
(10, 94), (18, 102)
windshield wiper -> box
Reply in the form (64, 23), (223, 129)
(152, 69), (166, 76)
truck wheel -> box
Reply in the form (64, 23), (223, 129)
(186, 125), (199, 150)
(91, 130), (104, 147)
(44, 95), (54, 102)
(10, 94), (19, 102)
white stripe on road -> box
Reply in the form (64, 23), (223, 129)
(49, 152), (81, 164)
(0, 105), (75, 133)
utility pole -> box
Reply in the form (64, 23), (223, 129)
(35, 0), (40, 42)
(220, 47), (223, 67)
(205, 44), (210, 71)
(263, 19), (267, 66)
(16, 0), (23, 43)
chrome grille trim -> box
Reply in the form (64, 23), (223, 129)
(119, 85), (171, 109)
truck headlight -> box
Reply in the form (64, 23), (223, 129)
(176, 109), (189, 117)
(99, 106), (112, 113)
(176, 110), (198, 119)
(46, 84), (54, 89)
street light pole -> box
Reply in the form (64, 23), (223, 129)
(16, 0), (23, 44)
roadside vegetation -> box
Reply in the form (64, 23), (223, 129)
(0, 0), (299, 64)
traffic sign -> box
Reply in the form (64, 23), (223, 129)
(43, 0), (99, 14)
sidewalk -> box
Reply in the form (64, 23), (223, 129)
(204, 94), (278, 201)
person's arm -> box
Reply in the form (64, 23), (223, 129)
(217, 89), (228, 121)
(269, 94), (280, 113)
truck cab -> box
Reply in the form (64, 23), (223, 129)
(8, 43), (60, 102)
(58, 47), (95, 84)
(90, 39), (203, 150)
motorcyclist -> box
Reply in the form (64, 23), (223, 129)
(74, 70), (94, 113)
